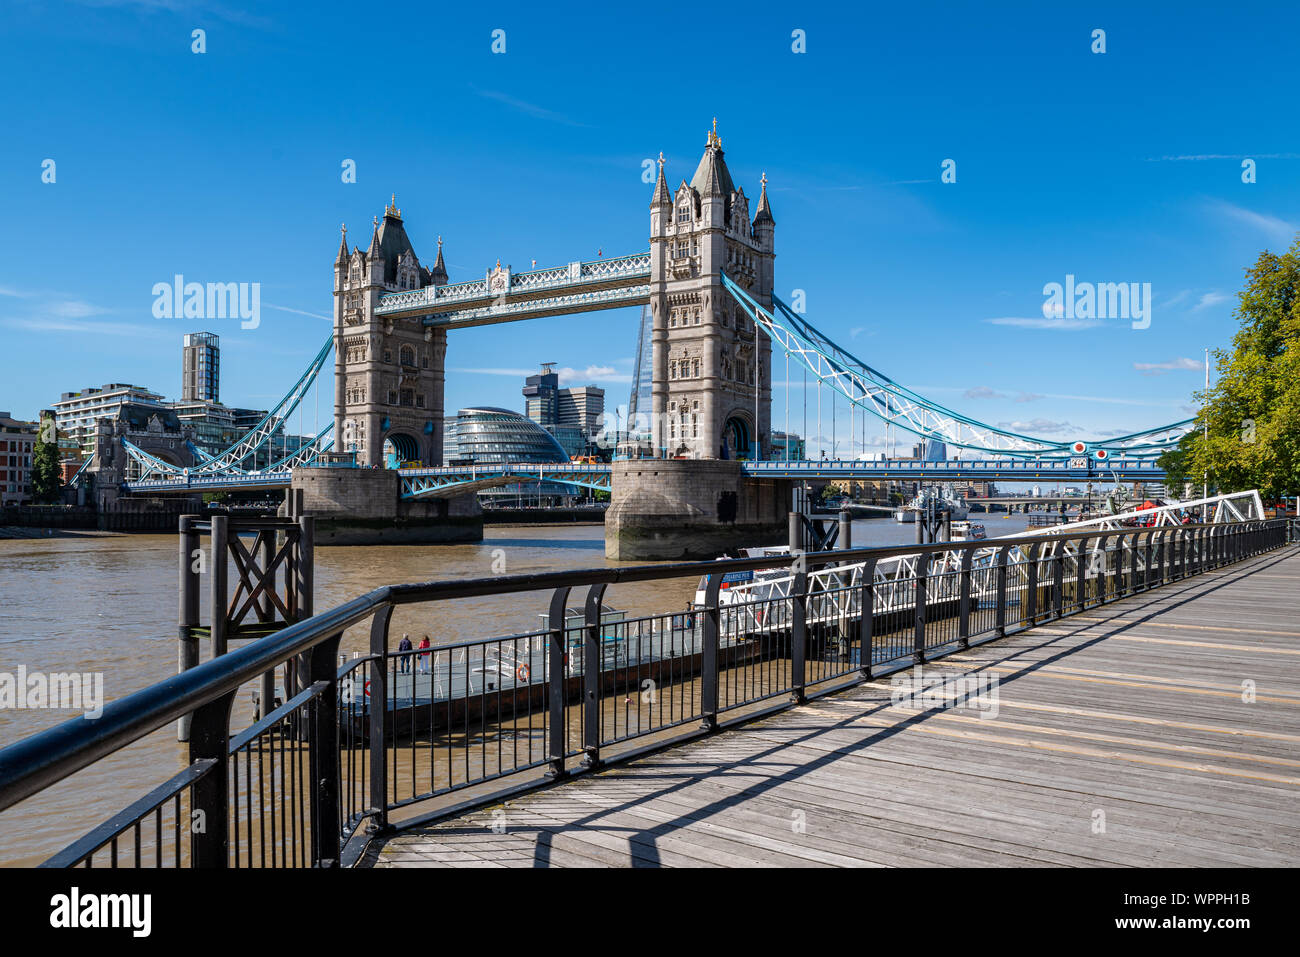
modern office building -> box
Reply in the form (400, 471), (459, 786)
(910, 439), (949, 461)
(443, 407), (585, 504)
(522, 363), (559, 426)
(51, 383), (167, 456)
(170, 398), (238, 455)
(0, 412), (38, 504)
(627, 304), (653, 438)
(182, 332), (220, 403)
(557, 385), (605, 438)
(522, 364), (605, 458)
(769, 431), (805, 460)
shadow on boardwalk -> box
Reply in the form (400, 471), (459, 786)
(362, 550), (1300, 868)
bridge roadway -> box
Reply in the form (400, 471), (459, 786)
(363, 548), (1299, 867)
(123, 457), (1167, 496)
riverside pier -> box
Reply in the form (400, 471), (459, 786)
(0, 493), (1294, 869)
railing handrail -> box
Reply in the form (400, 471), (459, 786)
(0, 518), (1282, 831)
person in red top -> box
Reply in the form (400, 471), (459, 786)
(417, 635), (432, 674)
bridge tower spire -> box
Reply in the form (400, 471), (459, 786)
(649, 121), (774, 460)
(333, 199), (448, 468)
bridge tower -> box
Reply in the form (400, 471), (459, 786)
(649, 120), (774, 460)
(333, 198), (449, 468)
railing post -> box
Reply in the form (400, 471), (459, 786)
(258, 530), (276, 718)
(367, 604), (393, 835)
(994, 545), (1009, 638)
(582, 583), (607, 769)
(178, 514), (201, 742)
(297, 515), (314, 618)
(1052, 542), (1064, 618)
(913, 551), (929, 662)
(1143, 531), (1154, 590)
(958, 549), (974, 649)
(791, 551), (808, 704)
(1076, 535), (1088, 610)
(1025, 543), (1040, 623)
(700, 573), (723, 732)
(1096, 534), (1109, 603)
(209, 514), (228, 658)
(188, 690), (236, 867)
(307, 631), (343, 867)
(546, 586), (572, 778)
(1128, 531), (1138, 594)
(859, 557), (878, 677)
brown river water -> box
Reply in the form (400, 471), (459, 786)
(0, 515), (1033, 866)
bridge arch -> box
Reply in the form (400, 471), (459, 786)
(722, 413), (751, 460)
(382, 432), (422, 468)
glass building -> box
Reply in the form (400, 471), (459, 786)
(182, 332), (220, 403)
(443, 407), (582, 505)
(627, 304), (653, 437)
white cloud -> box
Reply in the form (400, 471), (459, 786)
(1014, 391), (1043, 403)
(265, 303), (332, 321)
(1192, 291), (1229, 311)
(1208, 200), (1299, 244)
(453, 365), (632, 385)
(997, 418), (1074, 435)
(963, 386), (1004, 399)
(471, 87), (588, 127)
(0, 317), (169, 339)
(986, 316), (1103, 331)
(1133, 357), (1202, 376)
(49, 300), (108, 319)
(1149, 153), (1300, 161)
(559, 365), (631, 385)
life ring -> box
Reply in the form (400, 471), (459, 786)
(363, 680), (370, 698)
(516, 664), (530, 682)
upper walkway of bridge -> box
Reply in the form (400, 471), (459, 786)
(121, 455), (1166, 495)
(362, 547), (1299, 867)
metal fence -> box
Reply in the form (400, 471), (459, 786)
(0, 518), (1289, 868)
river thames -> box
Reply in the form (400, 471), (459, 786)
(0, 515), (1034, 865)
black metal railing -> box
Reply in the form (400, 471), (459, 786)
(0, 518), (1290, 868)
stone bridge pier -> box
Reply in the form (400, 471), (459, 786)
(605, 460), (791, 560)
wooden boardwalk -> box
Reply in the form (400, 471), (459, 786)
(363, 548), (1300, 868)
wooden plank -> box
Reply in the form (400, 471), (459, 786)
(368, 549), (1300, 868)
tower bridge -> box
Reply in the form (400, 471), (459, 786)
(81, 121), (1192, 556)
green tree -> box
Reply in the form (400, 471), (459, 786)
(1155, 432), (1194, 489)
(1175, 236), (1300, 500)
(31, 416), (62, 503)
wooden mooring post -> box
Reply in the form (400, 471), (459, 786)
(175, 496), (314, 741)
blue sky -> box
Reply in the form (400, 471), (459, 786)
(2, 0), (1298, 457)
